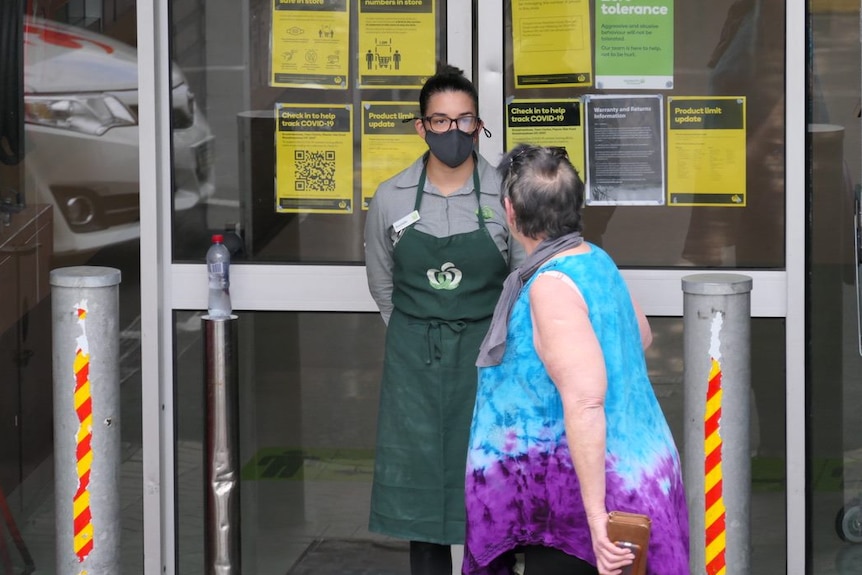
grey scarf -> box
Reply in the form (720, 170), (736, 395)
(476, 231), (584, 367)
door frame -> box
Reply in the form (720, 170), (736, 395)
(138, 0), (807, 573)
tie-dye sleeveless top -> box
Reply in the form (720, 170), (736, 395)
(463, 245), (689, 575)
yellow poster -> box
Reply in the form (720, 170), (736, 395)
(667, 97), (747, 207)
(505, 99), (585, 175)
(512, 0), (592, 89)
(271, 0), (349, 89)
(358, 0), (436, 89)
(275, 103), (354, 213)
(361, 102), (428, 210)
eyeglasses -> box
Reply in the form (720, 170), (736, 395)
(419, 114), (480, 134)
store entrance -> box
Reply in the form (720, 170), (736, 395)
(163, 1), (794, 574)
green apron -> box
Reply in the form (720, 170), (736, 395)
(370, 161), (510, 544)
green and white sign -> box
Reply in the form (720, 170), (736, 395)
(595, 0), (674, 90)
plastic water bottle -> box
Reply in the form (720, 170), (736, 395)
(207, 234), (232, 318)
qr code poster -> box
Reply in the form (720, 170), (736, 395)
(275, 103), (354, 213)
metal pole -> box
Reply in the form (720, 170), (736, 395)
(682, 273), (752, 575)
(50, 266), (122, 575)
(203, 315), (240, 575)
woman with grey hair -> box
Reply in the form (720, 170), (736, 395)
(462, 145), (689, 575)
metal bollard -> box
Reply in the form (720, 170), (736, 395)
(682, 273), (752, 575)
(50, 266), (122, 575)
(203, 315), (241, 575)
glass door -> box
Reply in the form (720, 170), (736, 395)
(152, 2), (476, 574)
(480, 3), (792, 572)
(141, 1), (798, 574)
(808, 3), (862, 574)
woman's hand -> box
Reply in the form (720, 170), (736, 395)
(588, 512), (635, 575)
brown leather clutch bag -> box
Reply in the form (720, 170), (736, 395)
(607, 511), (651, 575)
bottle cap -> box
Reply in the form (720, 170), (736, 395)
(212, 234), (224, 243)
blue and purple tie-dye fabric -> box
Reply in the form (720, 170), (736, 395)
(463, 245), (689, 575)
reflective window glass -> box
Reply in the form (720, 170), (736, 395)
(502, 0), (786, 268)
(807, 3), (862, 571)
(2, 2), (144, 573)
(170, 1), (448, 264)
(173, 312), (786, 573)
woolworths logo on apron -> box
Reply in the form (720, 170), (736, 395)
(427, 262), (462, 290)
(477, 206), (495, 220)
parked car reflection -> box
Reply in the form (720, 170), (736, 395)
(23, 17), (215, 256)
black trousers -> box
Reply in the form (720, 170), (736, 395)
(410, 541), (451, 575)
(408, 542), (597, 575)
(521, 545), (598, 575)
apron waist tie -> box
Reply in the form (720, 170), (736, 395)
(423, 320), (467, 365)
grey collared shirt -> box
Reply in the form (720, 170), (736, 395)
(364, 154), (525, 324)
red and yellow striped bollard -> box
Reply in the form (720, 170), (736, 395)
(51, 267), (122, 575)
(73, 304), (95, 565)
(682, 274), (752, 575)
(704, 356), (726, 575)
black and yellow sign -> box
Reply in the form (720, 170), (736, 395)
(275, 103), (354, 213)
(667, 97), (747, 207)
(361, 101), (427, 209)
(358, 0), (436, 88)
(511, 0), (592, 88)
(271, 0), (350, 88)
(505, 99), (585, 175)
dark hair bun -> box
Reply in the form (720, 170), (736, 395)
(438, 64), (465, 77)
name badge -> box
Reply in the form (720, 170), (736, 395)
(392, 210), (420, 233)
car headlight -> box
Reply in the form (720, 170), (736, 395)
(24, 94), (137, 136)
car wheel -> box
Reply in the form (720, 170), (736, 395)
(835, 505), (862, 543)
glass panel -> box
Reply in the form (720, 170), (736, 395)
(175, 311), (387, 574)
(175, 312), (781, 574)
(170, 1), (447, 264)
(176, 312), (786, 575)
(502, 0), (786, 268)
(808, 3), (862, 574)
(1, 2), (144, 574)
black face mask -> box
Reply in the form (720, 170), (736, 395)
(425, 129), (475, 168)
